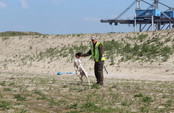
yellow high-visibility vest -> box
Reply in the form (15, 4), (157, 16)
(91, 42), (106, 62)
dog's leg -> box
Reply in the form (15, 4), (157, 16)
(85, 75), (90, 85)
(79, 75), (83, 82)
(83, 70), (90, 85)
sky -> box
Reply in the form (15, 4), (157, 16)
(0, 0), (173, 34)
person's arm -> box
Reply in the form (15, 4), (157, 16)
(98, 44), (104, 61)
(81, 50), (91, 57)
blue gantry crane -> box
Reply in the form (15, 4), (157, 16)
(101, 0), (174, 32)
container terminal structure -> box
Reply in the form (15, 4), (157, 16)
(100, 0), (174, 32)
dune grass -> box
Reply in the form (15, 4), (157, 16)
(0, 72), (173, 113)
(0, 31), (42, 37)
(0, 31), (174, 112)
(18, 33), (174, 66)
(2, 31), (174, 67)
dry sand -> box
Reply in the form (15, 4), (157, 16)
(0, 31), (174, 82)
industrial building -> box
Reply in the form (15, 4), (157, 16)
(101, 0), (174, 32)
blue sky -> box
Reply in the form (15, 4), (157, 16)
(0, 0), (173, 34)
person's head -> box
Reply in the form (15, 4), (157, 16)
(75, 52), (82, 58)
(91, 36), (97, 44)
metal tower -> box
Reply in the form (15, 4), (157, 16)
(101, 0), (174, 32)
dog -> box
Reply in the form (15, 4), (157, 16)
(74, 52), (90, 85)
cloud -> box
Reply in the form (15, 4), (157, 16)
(0, 2), (7, 9)
(19, 0), (29, 9)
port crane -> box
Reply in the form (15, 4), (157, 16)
(101, 0), (174, 32)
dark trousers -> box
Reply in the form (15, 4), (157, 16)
(94, 61), (104, 85)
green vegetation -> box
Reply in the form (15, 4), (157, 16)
(0, 72), (173, 112)
(1, 31), (174, 112)
(0, 31), (42, 36)
(104, 34), (174, 64)
(14, 94), (27, 101)
(1, 31), (168, 66)
(0, 101), (11, 110)
(19, 33), (174, 65)
(0, 81), (6, 86)
(21, 43), (89, 62)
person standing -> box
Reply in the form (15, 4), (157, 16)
(81, 36), (105, 85)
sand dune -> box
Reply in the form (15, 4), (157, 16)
(0, 30), (174, 81)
